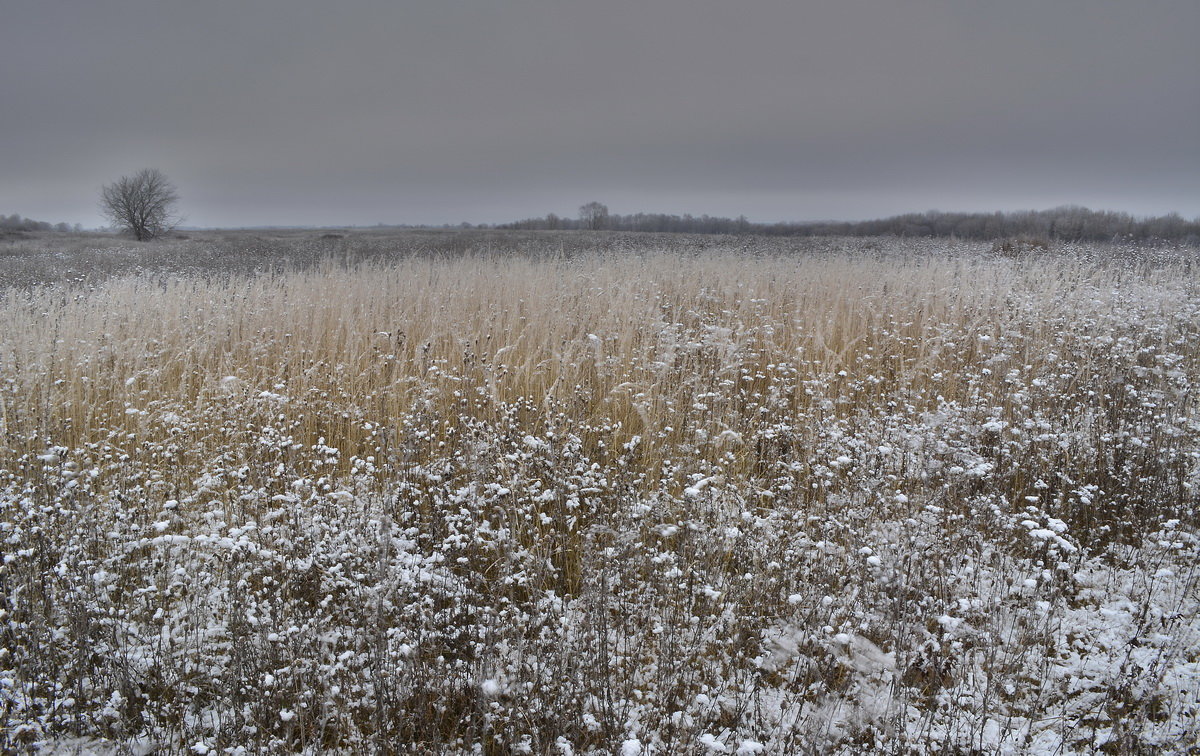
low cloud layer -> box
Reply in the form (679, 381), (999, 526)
(2, 0), (1197, 227)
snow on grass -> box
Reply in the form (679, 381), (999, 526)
(2, 237), (1199, 752)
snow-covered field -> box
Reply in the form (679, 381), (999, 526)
(2, 236), (1198, 753)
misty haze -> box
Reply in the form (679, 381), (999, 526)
(2, 1), (1199, 754)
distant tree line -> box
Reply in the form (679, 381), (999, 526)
(499, 204), (1200, 244)
(1, 213), (81, 233)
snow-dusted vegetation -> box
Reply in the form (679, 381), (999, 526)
(2, 236), (1198, 753)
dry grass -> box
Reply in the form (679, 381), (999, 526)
(2, 236), (1198, 753)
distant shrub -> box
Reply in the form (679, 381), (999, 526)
(991, 237), (1051, 255)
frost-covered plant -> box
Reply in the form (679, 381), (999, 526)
(2, 237), (1198, 752)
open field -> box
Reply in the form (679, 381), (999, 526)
(2, 233), (1199, 753)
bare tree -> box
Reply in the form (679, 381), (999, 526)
(100, 168), (181, 241)
(579, 201), (609, 231)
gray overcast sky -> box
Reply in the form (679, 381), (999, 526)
(2, 0), (1198, 228)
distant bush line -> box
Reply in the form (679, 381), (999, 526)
(500, 206), (1200, 244)
(0, 213), (80, 234)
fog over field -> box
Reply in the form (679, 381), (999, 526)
(2, 1), (1200, 754)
